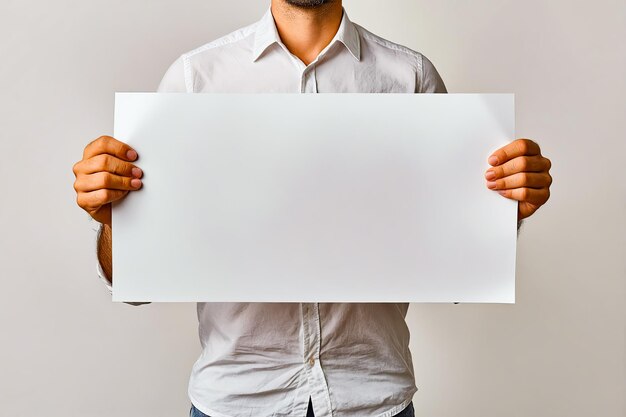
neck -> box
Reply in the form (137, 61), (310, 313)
(271, 0), (343, 65)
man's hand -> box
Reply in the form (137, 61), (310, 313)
(485, 138), (552, 220)
(73, 136), (143, 226)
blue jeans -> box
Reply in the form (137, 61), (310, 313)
(190, 398), (415, 417)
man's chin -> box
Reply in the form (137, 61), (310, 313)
(284, 0), (333, 8)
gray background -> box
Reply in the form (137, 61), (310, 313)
(1, 0), (624, 416)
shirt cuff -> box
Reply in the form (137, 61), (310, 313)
(96, 255), (113, 294)
(90, 218), (113, 293)
(90, 217), (150, 305)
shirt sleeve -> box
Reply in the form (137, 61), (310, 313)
(418, 54), (447, 93)
(91, 57), (189, 306)
(157, 55), (190, 93)
(94, 56), (190, 306)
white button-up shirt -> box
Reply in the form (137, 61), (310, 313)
(98, 6), (446, 417)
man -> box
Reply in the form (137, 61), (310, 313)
(72, 0), (553, 416)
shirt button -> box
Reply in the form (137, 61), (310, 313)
(308, 357), (315, 366)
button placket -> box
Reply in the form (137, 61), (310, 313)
(301, 65), (318, 93)
(297, 57), (327, 416)
(302, 303), (315, 365)
(306, 302), (334, 417)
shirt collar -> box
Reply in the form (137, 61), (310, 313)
(251, 7), (361, 63)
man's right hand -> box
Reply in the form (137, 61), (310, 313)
(73, 136), (143, 226)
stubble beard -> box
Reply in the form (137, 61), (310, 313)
(284, 0), (334, 8)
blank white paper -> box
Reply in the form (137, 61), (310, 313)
(112, 93), (516, 303)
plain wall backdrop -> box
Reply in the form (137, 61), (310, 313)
(1, 0), (624, 416)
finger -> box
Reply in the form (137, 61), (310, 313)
(76, 154), (143, 178)
(77, 189), (130, 211)
(497, 187), (550, 205)
(485, 155), (551, 180)
(488, 139), (541, 166)
(83, 135), (138, 162)
(519, 201), (541, 220)
(486, 172), (552, 190)
(74, 172), (142, 192)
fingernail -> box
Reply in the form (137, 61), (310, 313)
(485, 170), (496, 180)
(486, 181), (497, 189)
(131, 167), (142, 178)
(126, 149), (138, 161)
(488, 155), (499, 165)
(498, 190), (507, 196)
(130, 178), (142, 188)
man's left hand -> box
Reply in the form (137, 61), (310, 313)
(485, 138), (552, 220)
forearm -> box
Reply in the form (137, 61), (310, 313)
(97, 223), (113, 284)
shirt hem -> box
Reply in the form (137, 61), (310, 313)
(373, 392), (415, 417)
(188, 390), (416, 417)
(189, 392), (243, 417)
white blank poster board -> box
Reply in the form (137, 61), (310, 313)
(112, 93), (516, 303)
